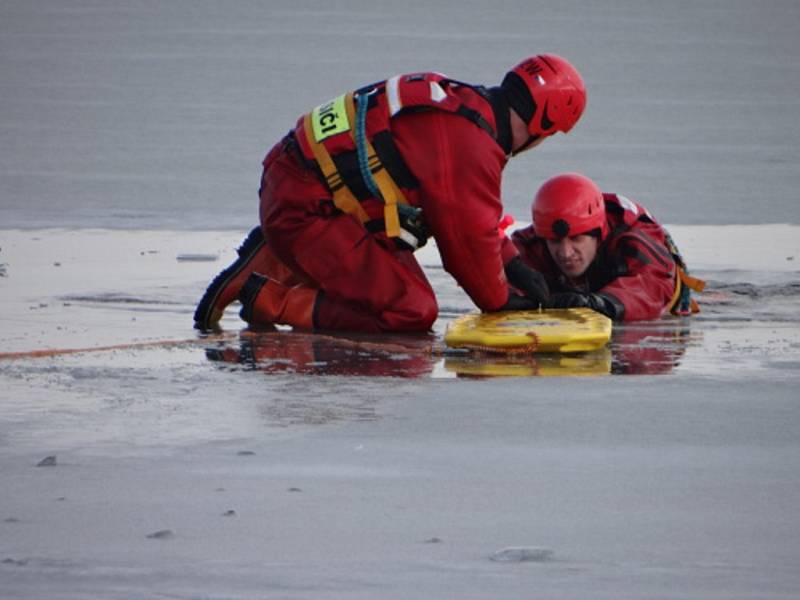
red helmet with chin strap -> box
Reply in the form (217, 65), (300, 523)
(532, 173), (608, 240)
(502, 54), (586, 137)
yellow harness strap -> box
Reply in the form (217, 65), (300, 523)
(303, 92), (410, 238)
(341, 93), (406, 238)
(302, 108), (369, 224)
(374, 169), (405, 238)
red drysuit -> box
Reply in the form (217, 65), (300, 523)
(258, 76), (513, 333)
(504, 194), (680, 322)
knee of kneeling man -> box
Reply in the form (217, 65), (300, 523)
(408, 299), (438, 332)
(385, 296), (438, 332)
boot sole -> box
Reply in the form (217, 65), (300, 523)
(193, 227), (266, 330)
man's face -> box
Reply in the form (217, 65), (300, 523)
(545, 234), (599, 279)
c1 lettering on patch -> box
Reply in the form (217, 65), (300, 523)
(311, 94), (350, 142)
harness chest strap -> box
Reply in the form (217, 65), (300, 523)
(302, 110), (369, 224)
(345, 92), (405, 238)
(301, 76), (498, 240)
(302, 92), (407, 238)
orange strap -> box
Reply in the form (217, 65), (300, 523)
(0, 334), (235, 361)
(668, 267), (706, 315)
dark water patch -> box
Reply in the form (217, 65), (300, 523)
(692, 279), (800, 324)
(764, 360), (800, 371)
(706, 280), (800, 300)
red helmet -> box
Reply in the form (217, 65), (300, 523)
(502, 54), (586, 137)
(532, 173), (608, 240)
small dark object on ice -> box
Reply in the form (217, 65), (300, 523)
(177, 253), (218, 262)
(36, 456), (57, 467)
(146, 529), (174, 540)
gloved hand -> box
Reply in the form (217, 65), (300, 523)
(495, 291), (542, 312)
(394, 204), (429, 251)
(504, 257), (549, 306)
(547, 292), (623, 320)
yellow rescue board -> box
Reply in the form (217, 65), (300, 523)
(444, 307), (612, 354)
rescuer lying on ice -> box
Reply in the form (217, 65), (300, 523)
(194, 54), (586, 333)
(504, 172), (705, 322)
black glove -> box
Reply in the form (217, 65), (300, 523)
(504, 257), (549, 306)
(547, 292), (624, 320)
(494, 291), (542, 312)
(394, 204), (429, 252)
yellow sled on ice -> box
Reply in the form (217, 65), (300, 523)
(444, 307), (612, 354)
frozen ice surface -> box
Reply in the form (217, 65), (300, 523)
(1, 371), (799, 599)
(1, 0), (799, 229)
(490, 546), (555, 562)
(2, 1), (800, 598)
(1, 228), (799, 599)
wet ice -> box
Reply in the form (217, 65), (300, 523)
(1, 2), (800, 599)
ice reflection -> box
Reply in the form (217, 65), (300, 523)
(205, 329), (439, 378)
(205, 326), (698, 379)
(609, 324), (698, 375)
(202, 280), (800, 380)
(442, 348), (612, 378)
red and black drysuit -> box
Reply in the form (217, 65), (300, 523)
(256, 73), (525, 333)
(503, 194), (687, 322)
